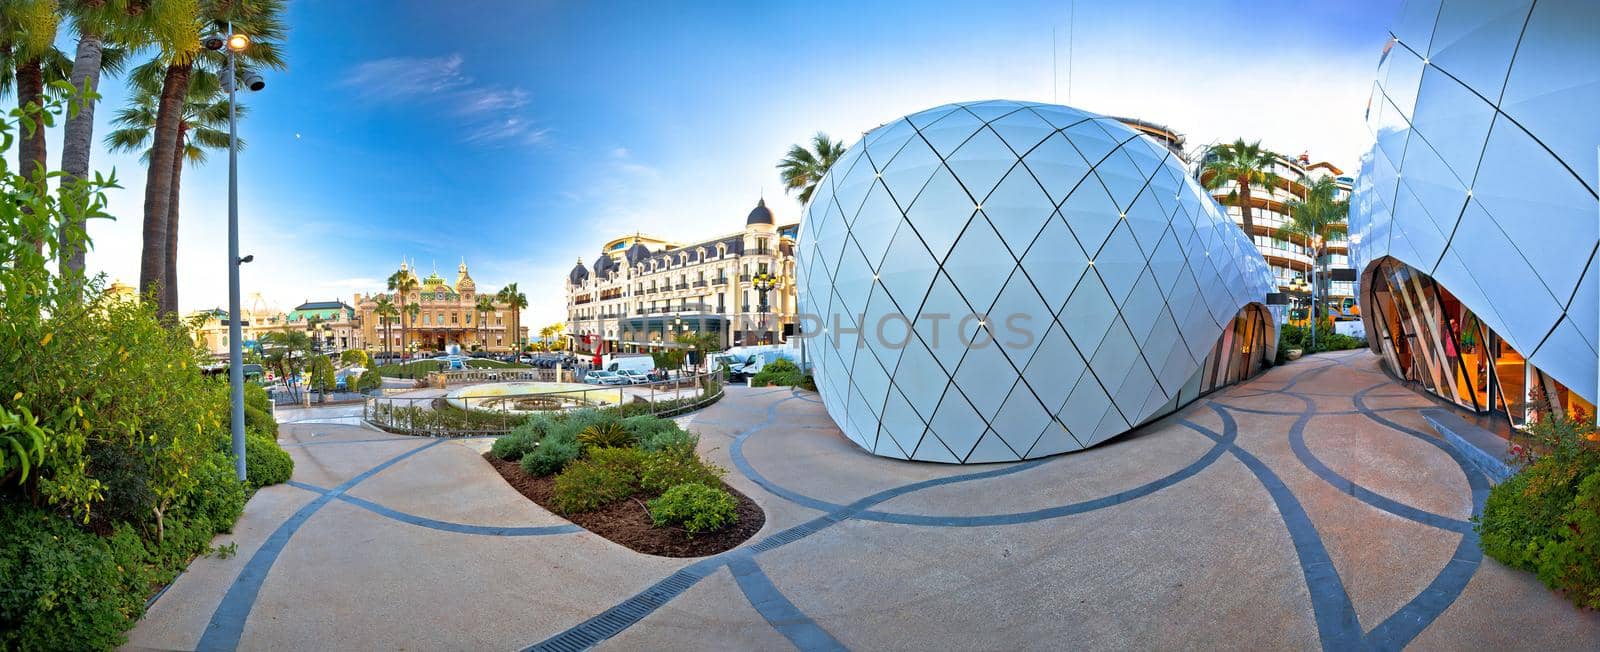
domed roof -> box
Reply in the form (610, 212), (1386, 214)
(746, 198), (774, 225)
(568, 258), (589, 285)
(796, 99), (1275, 463)
(625, 240), (651, 265)
(593, 254), (618, 275)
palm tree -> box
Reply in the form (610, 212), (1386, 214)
(373, 295), (397, 364)
(57, 0), (165, 278)
(1278, 175), (1349, 337)
(387, 268), (418, 361)
(261, 329), (311, 402)
(474, 295), (494, 352)
(778, 132), (846, 206)
(1201, 139), (1282, 235)
(497, 283), (527, 355)
(107, 61), (238, 314)
(138, 0), (286, 316)
(403, 302), (420, 360)
(1, 0), (61, 255)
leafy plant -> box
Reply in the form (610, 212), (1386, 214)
(0, 406), (47, 485)
(243, 435), (294, 489)
(578, 420), (633, 450)
(648, 482), (738, 535)
(640, 445), (724, 495)
(0, 500), (150, 650)
(550, 457), (636, 513)
(1476, 405), (1600, 608)
(751, 358), (805, 388)
(520, 432), (580, 476)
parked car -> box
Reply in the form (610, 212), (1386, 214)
(617, 369), (652, 384)
(584, 370), (618, 385)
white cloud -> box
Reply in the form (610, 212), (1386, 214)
(341, 53), (547, 148)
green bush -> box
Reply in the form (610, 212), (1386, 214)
(1475, 407), (1600, 609)
(520, 430), (581, 476)
(630, 415), (698, 452)
(550, 457), (638, 513)
(588, 446), (650, 477)
(491, 430), (538, 461)
(640, 445), (725, 495)
(179, 452), (247, 534)
(750, 358), (805, 388)
(648, 482), (738, 535)
(244, 435), (294, 489)
(0, 500), (150, 651)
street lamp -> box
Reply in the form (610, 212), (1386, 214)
(752, 272), (784, 345)
(207, 26), (265, 482)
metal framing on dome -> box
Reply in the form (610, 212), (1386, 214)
(795, 99), (1276, 463)
(1350, 0), (1599, 426)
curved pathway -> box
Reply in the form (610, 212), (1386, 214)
(127, 351), (1600, 651)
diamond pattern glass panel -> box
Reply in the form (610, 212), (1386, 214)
(1351, 6), (1599, 407)
(797, 100), (1275, 462)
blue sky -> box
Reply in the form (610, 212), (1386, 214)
(75, 0), (1401, 325)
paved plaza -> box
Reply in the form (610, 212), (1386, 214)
(127, 350), (1600, 651)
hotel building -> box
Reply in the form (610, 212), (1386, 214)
(565, 199), (799, 353)
(1199, 151), (1356, 322)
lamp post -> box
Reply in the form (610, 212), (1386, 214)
(752, 273), (783, 345)
(212, 26), (264, 482)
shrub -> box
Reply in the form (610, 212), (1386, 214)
(632, 416), (699, 453)
(520, 431), (581, 476)
(578, 421), (634, 450)
(179, 452), (248, 533)
(551, 458), (637, 513)
(588, 446), (650, 477)
(491, 429), (538, 461)
(640, 445), (724, 495)
(648, 482), (738, 535)
(244, 435), (294, 489)
(243, 403), (277, 438)
(0, 500), (149, 650)
(1476, 406), (1600, 608)
(750, 358), (804, 388)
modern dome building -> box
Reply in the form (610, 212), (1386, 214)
(1350, 0), (1598, 428)
(795, 100), (1277, 463)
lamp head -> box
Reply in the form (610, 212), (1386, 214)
(227, 33), (250, 52)
(202, 33), (227, 51)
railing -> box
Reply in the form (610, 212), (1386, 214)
(739, 274), (752, 282)
(362, 372), (725, 436)
(435, 368), (560, 384)
(713, 277), (728, 285)
(693, 280), (708, 288)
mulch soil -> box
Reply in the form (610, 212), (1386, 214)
(484, 454), (765, 558)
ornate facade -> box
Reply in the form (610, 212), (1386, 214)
(565, 199), (799, 353)
(354, 259), (528, 355)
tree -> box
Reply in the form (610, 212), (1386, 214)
(1278, 175), (1348, 346)
(1201, 139), (1282, 235)
(260, 329), (310, 402)
(387, 268), (418, 360)
(107, 61), (240, 316)
(497, 282), (527, 353)
(0, 0), (61, 256)
(58, 0), (175, 279)
(373, 294), (397, 362)
(138, 0), (286, 316)
(777, 132), (846, 206)
(474, 295), (494, 352)
(404, 302), (420, 357)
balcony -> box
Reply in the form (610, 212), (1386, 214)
(675, 283), (688, 290)
(693, 280), (707, 288)
(713, 277), (728, 285)
(739, 274), (752, 282)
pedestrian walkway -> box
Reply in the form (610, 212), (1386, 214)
(127, 351), (1600, 651)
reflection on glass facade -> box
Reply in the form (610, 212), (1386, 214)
(795, 100), (1276, 463)
(1351, 0), (1599, 423)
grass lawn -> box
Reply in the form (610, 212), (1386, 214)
(375, 358), (531, 378)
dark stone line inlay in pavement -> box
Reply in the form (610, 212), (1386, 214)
(285, 480), (584, 536)
(1181, 409), (1364, 651)
(729, 557), (850, 651)
(1277, 391), (1474, 533)
(197, 439), (445, 651)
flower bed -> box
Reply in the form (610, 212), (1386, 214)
(483, 409), (762, 557)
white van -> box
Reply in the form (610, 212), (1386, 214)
(605, 354), (656, 376)
(730, 349), (798, 378)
